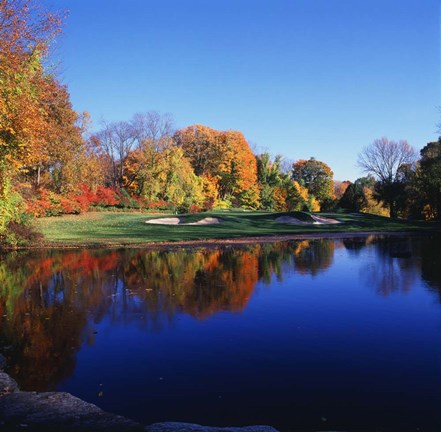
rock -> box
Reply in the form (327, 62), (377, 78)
(0, 371), (18, 395)
(146, 422), (279, 432)
(0, 391), (144, 431)
(0, 353), (6, 370)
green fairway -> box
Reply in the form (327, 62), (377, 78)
(33, 210), (440, 248)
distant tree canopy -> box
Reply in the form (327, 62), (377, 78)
(174, 124), (260, 208)
(4, 0), (441, 245)
(416, 138), (441, 219)
(0, 0), (63, 179)
(357, 137), (416, 218)
(339, 176), (387, 216)
(291, 158), (334, 205)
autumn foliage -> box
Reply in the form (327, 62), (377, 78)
(6, 0), (441, 246)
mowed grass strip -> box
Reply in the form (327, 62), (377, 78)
(35, 210), (440, 247)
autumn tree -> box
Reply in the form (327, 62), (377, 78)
(126, 144), (204, 211)
(0, 0), (76, 242)
(334, 180), (351, 200)
(339, 176), (388, 216)
(357, 137), (416, 218)
(174, 124), (259, 208)
(173, 124), (221, 176)
(19, 78), (86, 192)
(0, 0), (64, 168)
(125, 111), (175, 192)
(291, 157), (334, 206)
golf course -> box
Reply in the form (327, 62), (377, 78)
(34, 210), (439, 248)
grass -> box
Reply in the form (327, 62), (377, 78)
(33, 210), (441, 248)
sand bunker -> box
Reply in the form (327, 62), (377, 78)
(276, 215), (341, 225)
(145, 217), (222, 226)
(275, 216), (309, 225)
(310, 215), (341, 224)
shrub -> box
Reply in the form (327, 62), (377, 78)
(95, 186), (119, 207)
(0, 178), (42, 247)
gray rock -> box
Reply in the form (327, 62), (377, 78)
(0, 371), (18, 395)
(0, 391), (144, 431)
(146, 422), (279, 432)
(0, 353), (6, 370)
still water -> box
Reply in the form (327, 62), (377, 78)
(1, 236), (441, 431)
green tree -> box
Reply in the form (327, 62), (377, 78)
(339, 176), (374, 212)
(416, 138), (441, 219)
(255, 152), (285, 210)
(291, 157), (334, 204)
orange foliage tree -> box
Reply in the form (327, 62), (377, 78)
(0, 0), (64, 181)
(174, 124), (260, 208)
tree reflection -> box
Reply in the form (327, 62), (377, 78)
(359, 238), (419, 296)
(0, 239), (340, 391)
(292, 239), (336, 276)
(418, 235), (441, 301)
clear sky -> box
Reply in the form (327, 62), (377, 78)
(43, 0), (440, 181)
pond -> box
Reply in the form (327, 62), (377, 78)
(1, 235), (441, 431)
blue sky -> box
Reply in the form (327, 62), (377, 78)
(45, 0), (440, 181)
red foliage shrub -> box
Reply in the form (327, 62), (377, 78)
(146, 200), (171, 210)
(24, 184), (121, 217)
(95, 186), (119, 206)
(189, 204), (203, 214)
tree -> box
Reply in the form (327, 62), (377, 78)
(174, 124), (259, 208)
(20, 78), (85, 192)
(256, 152), (284, 210)
(357, 137), (416, 218)
(334, 180), (351, 200)
(132, 111), (174, 151)
(339, 176), (389, 216)
(416, 138), (441, 219)
(173, 124), (220, 176)
(0, 0), (63, 192)
(0, 0), (69, 243)
(291, 157), (334, 204)
(124, 111), (175, 192)
(94, 120), (139, 189)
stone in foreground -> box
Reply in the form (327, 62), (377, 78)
(0, 391), (144, 431)
(146, 422), (279, 432)
(0, 372), (18, 396)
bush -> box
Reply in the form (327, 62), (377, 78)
(0, 178), (42, 247)
(116, 188), (140, 209)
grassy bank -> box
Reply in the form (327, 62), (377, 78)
(32, 210), (440, 248)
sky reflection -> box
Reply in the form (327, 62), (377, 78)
(1, 236), (441, 431)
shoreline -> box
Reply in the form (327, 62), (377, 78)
(2, 230), (434, 251)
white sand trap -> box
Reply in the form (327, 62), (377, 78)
(145, 217), (222, 225)
(145, 217), (181, 225)
(310, 215), (341, 224)
(276, 215), (341, 225)
(187, 217), (221, 225)
(275, 216), (309, 225)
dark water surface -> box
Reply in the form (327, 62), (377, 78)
(1, 236), (441, 431)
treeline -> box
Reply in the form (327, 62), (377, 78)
(1, 0), (441, 245)
(340, 137), (441, 220)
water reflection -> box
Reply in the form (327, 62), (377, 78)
(1, 235), (441, 404)
(360, 238), (419, 296)
(0, 241), (333, 390)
